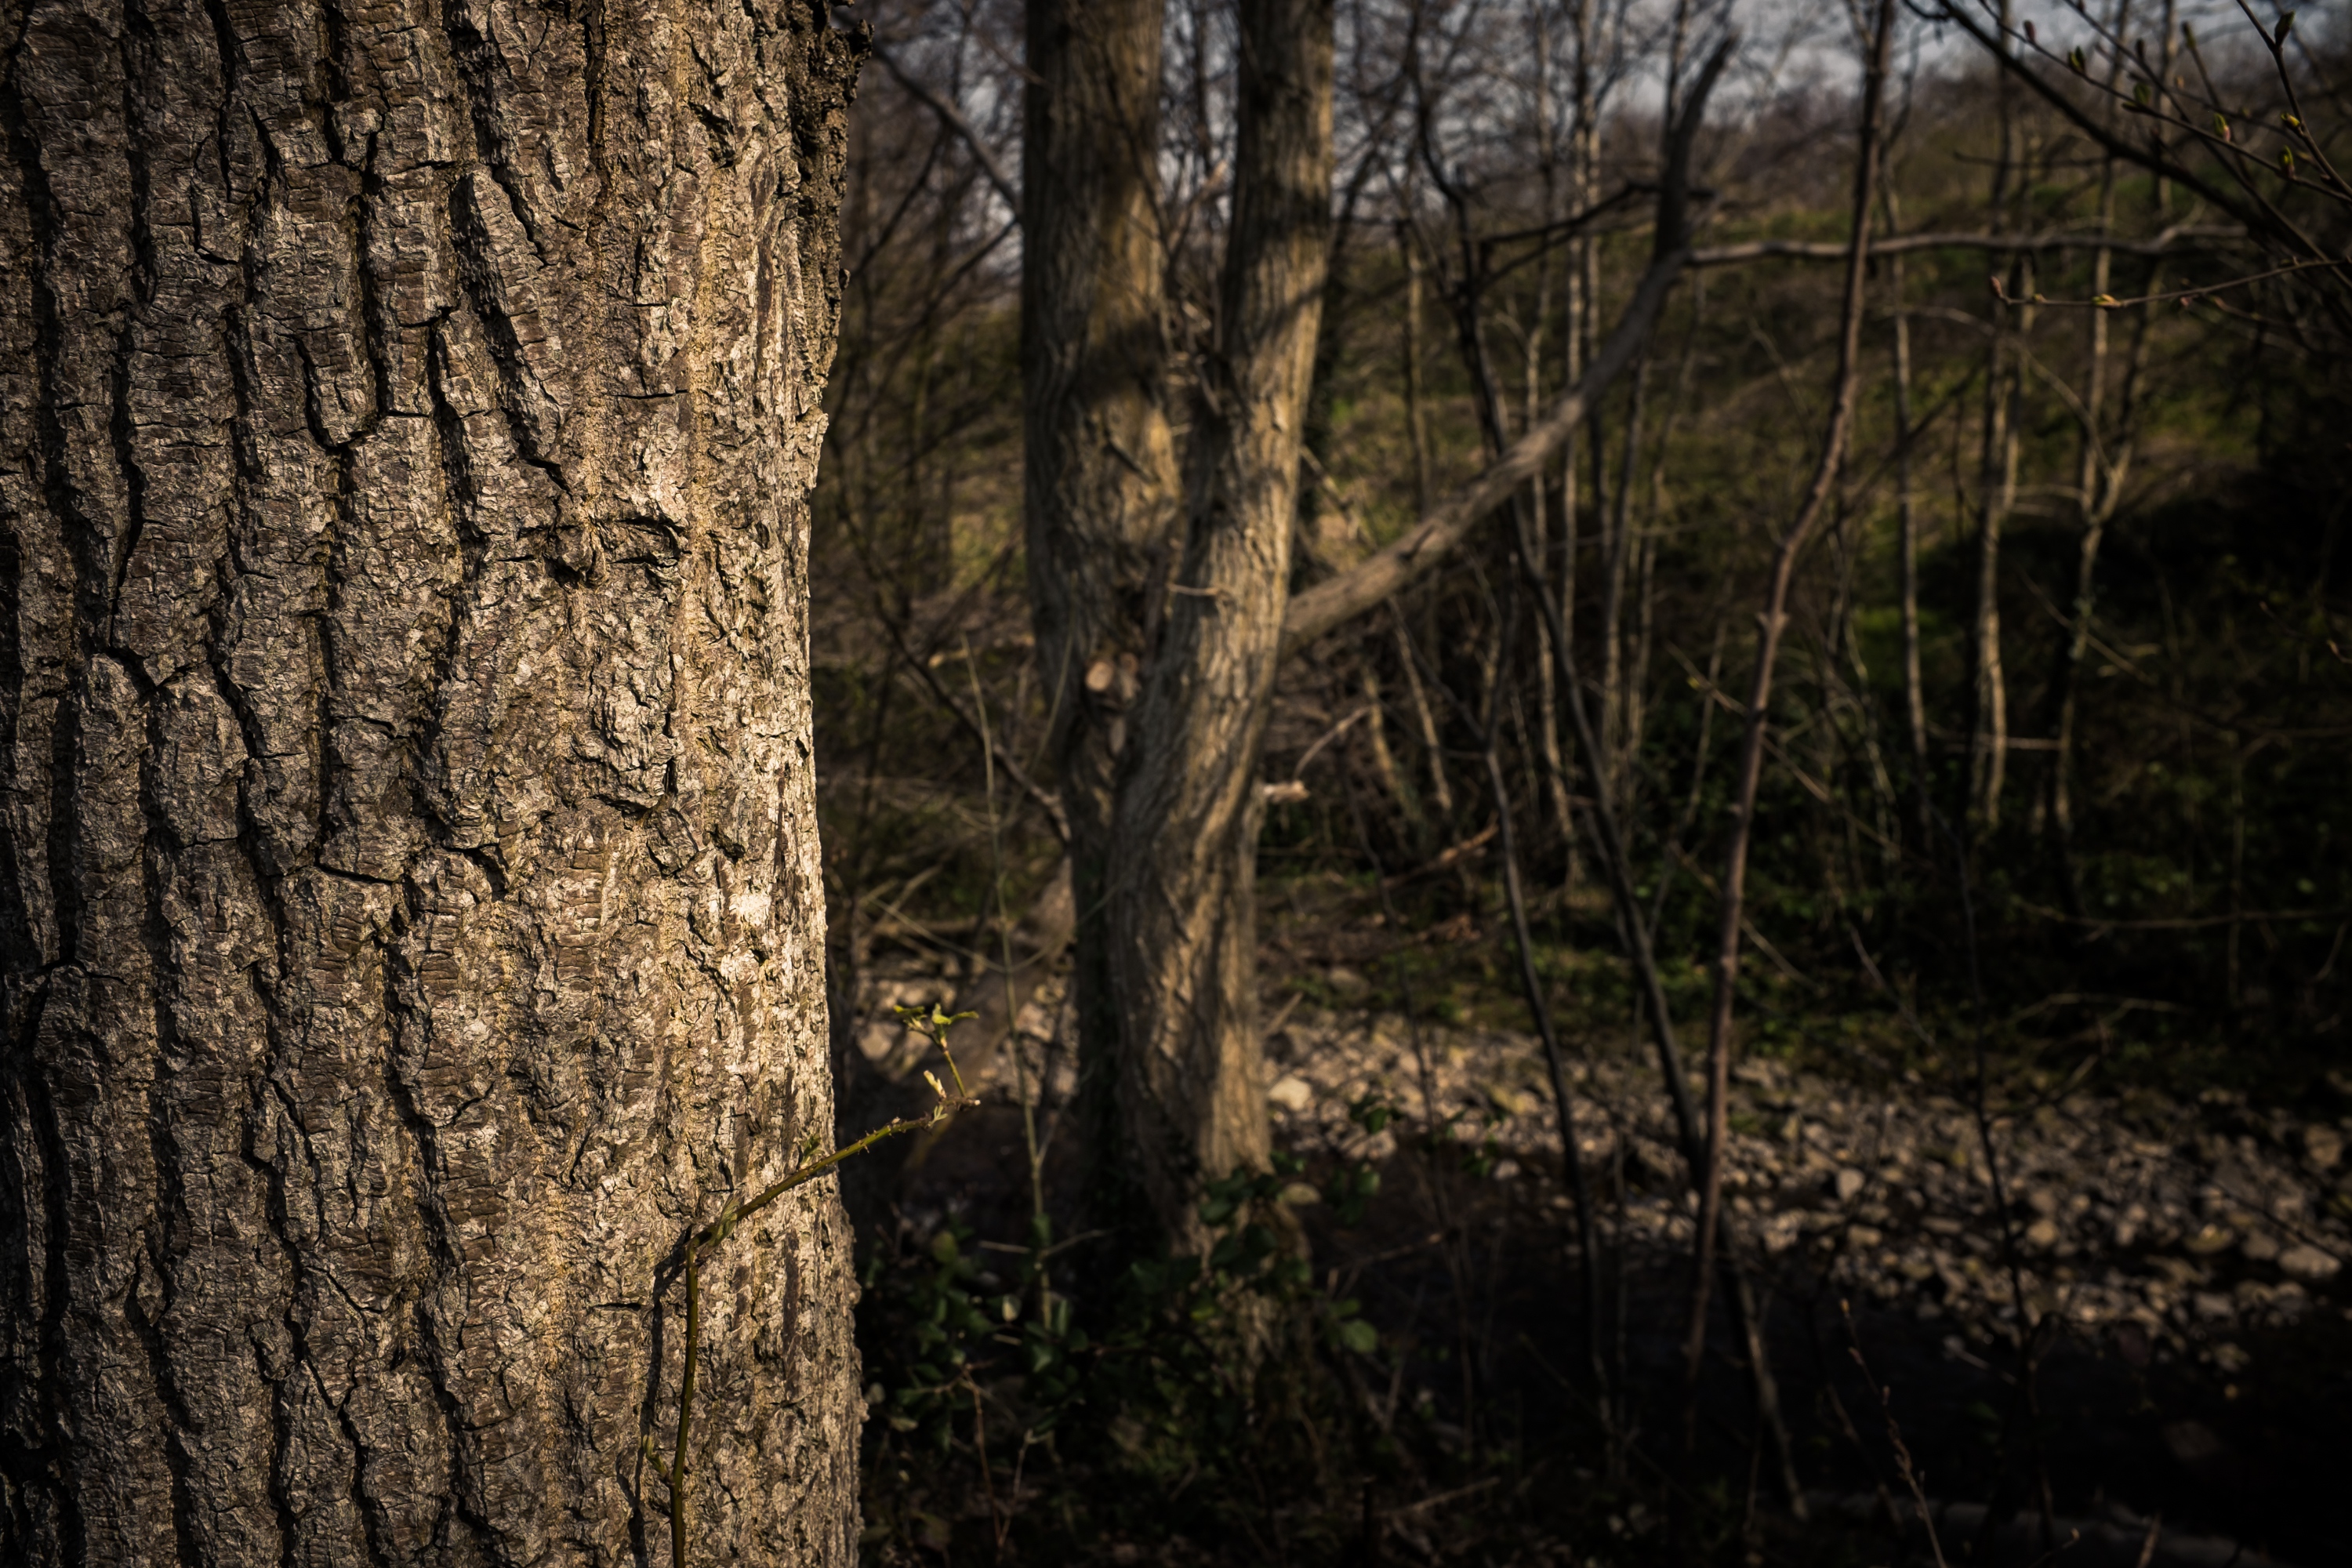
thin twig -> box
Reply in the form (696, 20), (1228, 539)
(648, 1007), (977, 1566)
(1842, 1300), (1951, 1568)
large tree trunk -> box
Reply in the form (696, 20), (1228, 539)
(0, 0), (863, 1561)
(1104, 0), (1333, 1254)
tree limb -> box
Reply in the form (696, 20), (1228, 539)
(1929, 0), (2286, 253)
(874, 42), (1021, 215)
(1691, 223), (2240, 264)
(1279, 245), (1687, 659)
(1279, 38), (1736, 659)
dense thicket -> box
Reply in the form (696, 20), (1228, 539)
(815, 2), (2351, 1562)
(823, 8), (2352, 1069)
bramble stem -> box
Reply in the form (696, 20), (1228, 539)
(672, 1235), (699, 1567)
(654, 1008), (974, 1566)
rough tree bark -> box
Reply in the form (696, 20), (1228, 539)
(0, 0), (863, 1561)
(1019, 0), (1182, 1231)
(1103, 0), (1334, 1254)
(1022, 0), (1338, 1255)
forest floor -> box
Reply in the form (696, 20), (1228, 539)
(1252, 1005), (2350, 1566)
(842, 877), (2352, 1567)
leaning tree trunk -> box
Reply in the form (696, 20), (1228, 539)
(1105, 0), (1332, 1254)
(0, 0), (862, 1562)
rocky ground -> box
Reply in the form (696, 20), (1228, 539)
(845, 940), (2352, 1565)
(1258, 1007), (2351, 1378)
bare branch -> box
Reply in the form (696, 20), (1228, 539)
(1691, 224), (2240, 265)
(1279, 38), (1737, 659)
(1279, 248), (1686, 657)
(874, 42), (1022, 215)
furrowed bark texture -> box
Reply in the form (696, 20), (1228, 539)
(1019, 0), (1179, 1231)
(0, 0), (863, 1562)
(1106, 0), (1331, 1252)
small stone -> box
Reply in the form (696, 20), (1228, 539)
(2278, 1244), (2341, 1282)
(2303, 1124), (2343, 1171)
(1278, 1181), (1322, 1207)
(1267, 1076), (1314, 1113)
(1480, 1083), (1531, 1117)
(2240, 1230), (2280, 1264)
(1835, 1167), (1865, 1203)
(2183, 1222), (2236, 1256)
(2025, 1218), (2061, 1251)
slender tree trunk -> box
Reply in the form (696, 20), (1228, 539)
(1973, 325), (2020, 830)
(1105, 0), (1334, 1253)
(1359, 656), (1424, 838)
(1403, 225), (1436, 518)
(1683, 0), (1893, 1419)
(2053, 0), (2155, 905)
(1533, 534), (1578, 858)
(1560, 0), (1595, 899)
(1021, 0), (1182, 1234)
(1525, 16), (1577, 862)
(2227, 734), (2246, 1011)
(1969, 0), (2020, 832)
(1881, 180), (1932, 821)
(1394, 608), (1458, 832)
(1569, 0), (1597, 552)
(1629, 525), (1657, 775)
(0, 2), (865, 1562)
(1393, 230), (1454, 852)
(1480, 701), (1606, 1402)
(1599, 352), (1649, 813)
(1969, 377), (2016, 827)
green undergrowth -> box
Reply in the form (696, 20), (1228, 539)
(850, 1177), (1758, 1567)
(852, 1136), (1964, 1567)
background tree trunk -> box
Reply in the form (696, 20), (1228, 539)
(1019, 0), (1181, 1236)
(0, 0), (862, 1561)
(1105, 0), (1334, 1253)
(1022, 0), (1701, 1259)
